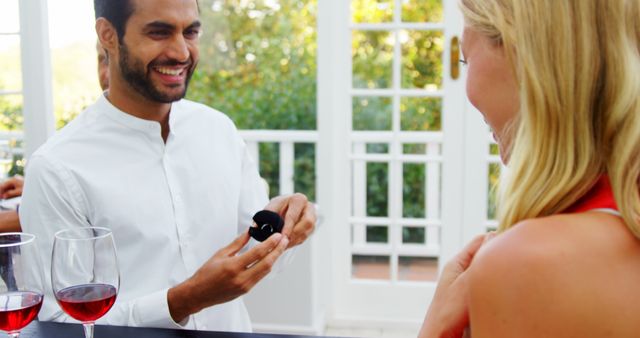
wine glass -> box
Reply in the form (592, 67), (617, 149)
(0, 233), (44, 338)
(51, 227), (119, 338)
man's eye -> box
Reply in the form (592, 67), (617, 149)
(150, 31), (170, 37)
(184, 29), (201, 39)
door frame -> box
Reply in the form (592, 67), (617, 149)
(317, 0), (489, 329)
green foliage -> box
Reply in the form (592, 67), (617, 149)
(400, 97), (441, 131)
(403, 163), (425, 218)
(401, 31), (443, 90)
(0, 94), (22, 131)
(188, 0), (316, 130)
(188, 0), (317, 199)
(351, 0), (443, 24)
(353, 96), (392, 130)
(367, 162), (388, 217)
(352, 31), (393, 89)
(488, 162), (501, 220)
(50, 42), (101, 129)
(351, 0), (394, 23)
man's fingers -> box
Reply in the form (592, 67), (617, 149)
(287, 202), (315, 247)
(279, 193), (308, 237)
(219, 231), (251, 257)
(235, 233), (283, 267)
(243, 235), (289, 282)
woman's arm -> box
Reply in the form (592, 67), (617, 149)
(418, 233), (492, 338)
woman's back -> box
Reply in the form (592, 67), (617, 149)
(467, 211), (640, 337)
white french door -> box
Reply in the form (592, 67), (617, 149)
(317, 0), (491, 329)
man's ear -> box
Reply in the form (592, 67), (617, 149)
(95, 18), (118, 54)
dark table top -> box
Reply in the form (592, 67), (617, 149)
(20, 321), (345, 338)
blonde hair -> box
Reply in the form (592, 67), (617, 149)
(460, 0), (640, 236)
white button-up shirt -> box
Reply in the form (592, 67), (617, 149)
(20, 94), (268, 332)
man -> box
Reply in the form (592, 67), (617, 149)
(20, 0), (315, 332)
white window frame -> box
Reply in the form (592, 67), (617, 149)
(18, 0), (55, 158)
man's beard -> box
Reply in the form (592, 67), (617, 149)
(118, 43), (195, 103)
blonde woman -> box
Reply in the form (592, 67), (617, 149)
(419, 0), (640, 336)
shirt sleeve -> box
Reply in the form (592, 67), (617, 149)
(20, 155), (189, 329)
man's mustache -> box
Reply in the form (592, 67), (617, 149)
(150, 59), (193, 68)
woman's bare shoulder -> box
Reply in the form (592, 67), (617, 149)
(466, 213), (640, 337)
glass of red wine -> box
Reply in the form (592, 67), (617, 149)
(0, 233), (44, 338)
(51, 227), (119, 338)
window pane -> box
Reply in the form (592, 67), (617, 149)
(401, 30), (444, 90)
(351, 0), (393, 23)
(403, 163), (425, 218)
(366, 225), (388, 243)
(353, 31), (393, 89)
(0, 0), (20, 33)
(294, 143), (316, 201)
(398, 256), (438, 281)
(367, 143), (389, 154)
(0, 35), (22, 92)
(352, 255), (390, 280)
(51, 44), (102, 128)
(490, 143), (500, 155)
(488, 163), (501, 220)
(402, 226), (425, 244)
(353, 96), (392, 131)
(401, 0), (443, 23)
(49, 0), (101, 128)
(0, 93), (22, 131)
(260, 142), (280, 197)
(403, 143), (426, 154)
(367, 162), (388, 217)
(0, 93), (24, 177)
(191, 0), (317, 130)
(401, 97), (442, 131)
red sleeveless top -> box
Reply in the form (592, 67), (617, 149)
(564, 176), (619, 213)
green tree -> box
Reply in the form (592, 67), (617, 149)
(188, 0), (317, 199)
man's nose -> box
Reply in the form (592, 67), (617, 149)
(167, 34), (190, 62)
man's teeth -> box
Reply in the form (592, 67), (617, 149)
(156, 67), (182, 76)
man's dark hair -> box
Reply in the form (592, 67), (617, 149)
(94, 0), (200, 42)
(94, 0), (135, 41)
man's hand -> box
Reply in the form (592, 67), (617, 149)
(167, 231), (289, 323)
(0, 175), (24, 199)
(265, 193), (316, 248)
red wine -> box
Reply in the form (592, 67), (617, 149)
(0, 291), (43, 332)
(55, 283), (117, 322)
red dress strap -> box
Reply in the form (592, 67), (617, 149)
(565, 176), (618, 213)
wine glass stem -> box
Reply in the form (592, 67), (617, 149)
(83, 323), (94, 338)
(8, 333), (19, 338)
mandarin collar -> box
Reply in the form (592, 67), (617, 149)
(98, 93), (178, 137)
